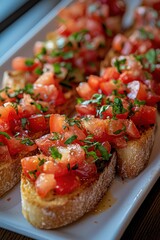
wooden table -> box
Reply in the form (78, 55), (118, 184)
(0, 178), (159, 240)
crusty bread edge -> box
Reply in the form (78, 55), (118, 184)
(0, 157), (21, 197)
(21, 152), (116, 229)
(116, 126), (156, 178)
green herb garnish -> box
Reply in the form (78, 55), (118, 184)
(64, 135), (77, 144)
(49, 146), (62, 159)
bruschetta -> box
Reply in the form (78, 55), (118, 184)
(21, 115), (117, 228)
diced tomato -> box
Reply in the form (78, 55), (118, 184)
(76, 104), (96, 116)
(127, 81), (147, 101)
(28, 114), (47, 133)
(100, 101), (129, 119)
(88, 75), (101, 91)
(146, 92), (160, 106)
(35, 173), (56, 198)
(34, 72), (55, 86)
(43, 160), (68, 177)
(119, 70), (144, 84)
(57, 144), (85, 168)
(125, 120), (140, 138)
(21, 155), (42, 180)
(50, 114), (66, 133)
(55, 173), (80, 195)
(64, 125), (86, 141)
(5, 137), (37, 156)
(75, 161), (97, 180)
(82, 118), (107, 142)
(107, 119), (126, 136)
(35, 134), (62, 155)
(54, 90), (66, 105)
(107, 119), (140, 139)
(100, 79), (125, 96)
(112, 34), (127, 52)
(101, 67), (120, 82)
(76, 82), (96, 100)
(131, 106), (156, 126)
(12, 57), (39, 71)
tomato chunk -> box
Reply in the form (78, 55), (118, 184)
(55, 173), (80, 195)
(35, 173), (56, 198)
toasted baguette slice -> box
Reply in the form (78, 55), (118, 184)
(21, 152), (116, 229)
(116, 126), (156, 178)
(0, 150), (37, 197)
(0, 157), (21, 197)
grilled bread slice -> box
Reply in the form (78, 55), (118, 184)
(116, 126), (156, 178)
(0, 149), (37, 197)
(21, 152), (116, 229)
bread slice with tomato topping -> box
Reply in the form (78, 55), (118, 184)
(20, 114), (116, 228)
(116, 126), (156, 178)
(21, 152), (116, 229)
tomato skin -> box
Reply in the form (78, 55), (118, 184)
(131, 106), (156, 126)
(82, 118), (107, 142)
(112, 34), (127, 52)
(12, 57), (39, 71)
(35, 173), (56, 198)
(76, 104), (96, 116)
(127, 81), (147, 101)
(107, 119), (140, 139)
(55, 173), (80, 195)
(100, 105), (128, 119)
(28, 114), (47, 133)
(50, 114), (66, 133)
(75, 162), (97, 181)
(5, 137), (37, 156)
(76, 83), (96, 100)
(101, 67), (120, 82)
(88, 75), (101, 91)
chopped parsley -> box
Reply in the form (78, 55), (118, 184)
(49, 146), (62, 159)
(21, 118), (28, 129)
(113, 125), (126, 135)
(138, 28), (154, 40)
(31, 102), (48, 112)
(134, 99), (146, 106)
(49, 132), (61, 141)
(25, 59), (34, 67)
(53, 63), (61, 75)
(64, 135), (77, 145)
(24, 83), (34, 95)
(114, 58), (126, 73)
(21, 138), (34, 146)
(0, 131), (11, 139)
(34, 67), (43, 75)
(38, 157), (46, 166)
(82, 93), (103, 106)
(112, 98), (127, 116)
(28, 169), (37, 179)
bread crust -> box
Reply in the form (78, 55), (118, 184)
(116, 126), (156, 178)
(0, 157), (21, 197)
(21, 152), (116, 229)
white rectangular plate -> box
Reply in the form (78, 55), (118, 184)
(0, 0), (159, 240)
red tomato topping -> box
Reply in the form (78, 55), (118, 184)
(28, 114), (47, 133)
(131, 106), (156, 126)
(50, 114), (66, 133)
(35, 173), (56, 198)
(76, 82), (96, 100)
(76, 103), (96, 116)
(127, 81), (147, 101)
(55, 174), (80, 195)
